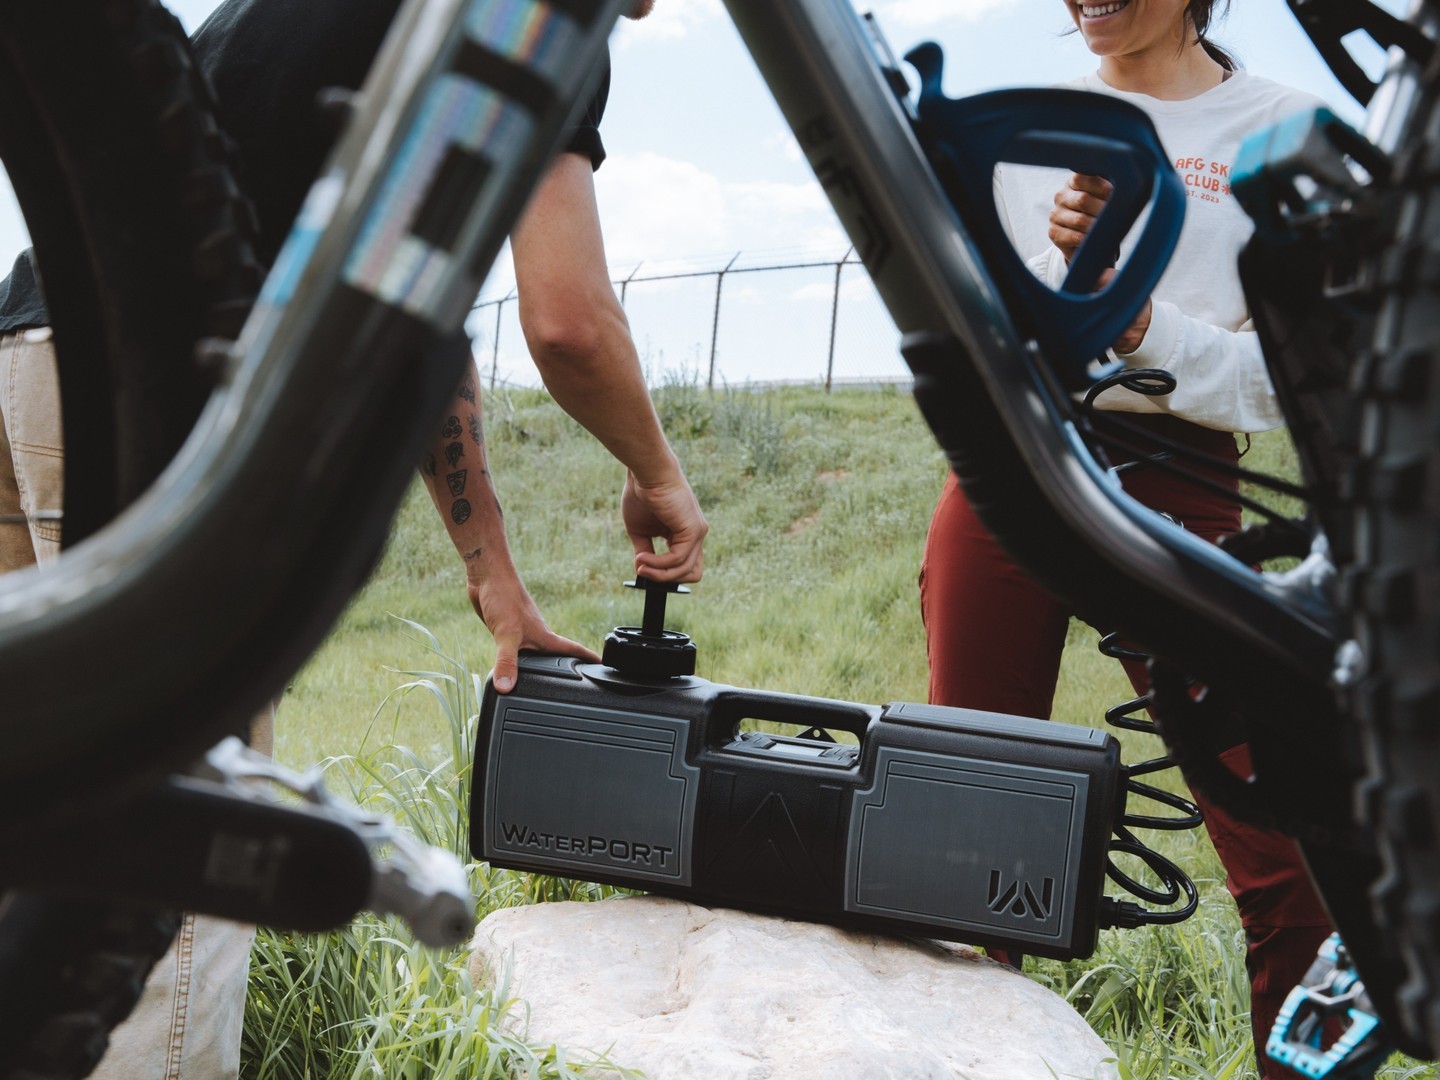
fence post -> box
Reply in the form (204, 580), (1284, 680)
(825, 245), (854, 393)
(620, 261), (643, 306)
(490, 288), (515, 391)
(708, 252), (740, 390)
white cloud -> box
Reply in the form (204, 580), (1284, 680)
(874, 0), (1018, 27)
(790, 281), (835, 304)
(727, 179), (848, 253)
(727, 282), (769, 306)
(594, 152), (731, 263)
(790, 273), (873, 305)
(728, 179), (829, 218)
(763, 129), (805, 165)
(595, 152), (847, 265)
(613, 0), (725, 45)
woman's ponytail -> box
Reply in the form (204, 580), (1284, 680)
(1188, 0), (1239, 69)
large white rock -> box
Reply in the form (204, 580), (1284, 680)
(469, 895), (1117, 1080)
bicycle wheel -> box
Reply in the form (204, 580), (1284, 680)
(0, 0), (261, 539)
(1346, 66), (1440, 1056)
(0, 897), (184, 1080)
(0, 1), (259, 1076)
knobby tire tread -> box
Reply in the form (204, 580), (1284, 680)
(0, 1), (260, 1077)
(1348, 63), (1440, 1056)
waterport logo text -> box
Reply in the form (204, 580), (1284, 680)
(499, 823), (675, 869)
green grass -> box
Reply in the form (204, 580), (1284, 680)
(243, 626), (640, 1079)
(250, 383), (1429, 1079)
(273, 382), (943, 765)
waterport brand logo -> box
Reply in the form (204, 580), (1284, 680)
(988, 869), (1055, 920)
(499, 823), (674, 869)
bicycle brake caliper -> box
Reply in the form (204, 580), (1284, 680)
(1266, 934), (1392, 1079)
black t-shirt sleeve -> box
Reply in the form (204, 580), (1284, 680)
(195, 0), (615, 256)
(0, 250), (48, 334)
(191, 0), (406, 265)
(565, 51), (610, 171)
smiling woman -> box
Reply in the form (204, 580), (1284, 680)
(1066, 0), (1235, 96)
(915, 0), (1340, 1075)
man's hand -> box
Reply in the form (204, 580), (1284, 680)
(468, 571), (599, 693)
(621, 468), (707, 583)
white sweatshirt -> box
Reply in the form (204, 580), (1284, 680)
(997, 70), (1326, 432)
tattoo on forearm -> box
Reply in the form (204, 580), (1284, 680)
(461, 546), (484, 562)
(440, 396), (486, 530)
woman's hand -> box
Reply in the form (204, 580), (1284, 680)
(1051, 172), (1151, 354)
(1097, 268), (1153, 355)
(1049, 172), (1113, 264)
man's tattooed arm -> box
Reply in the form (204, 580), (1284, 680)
(420, 369), (512, 589)
(417, 366), (598, 679)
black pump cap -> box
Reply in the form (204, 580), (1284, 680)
(601, 578), (696, 678)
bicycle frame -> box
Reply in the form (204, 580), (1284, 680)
(0, 0), (1433, 1056)
(731, 0), (1342, 684)
(727, 0), (1420, 1043)
(0, 0), (629, 831)
(0, 0), (1333, 806)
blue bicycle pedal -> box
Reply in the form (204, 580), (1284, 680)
(1266, 934), (1391, 1079)
(1232, 106), (1378, 238)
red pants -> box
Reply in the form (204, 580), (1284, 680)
(919, 415), (1332, 1077)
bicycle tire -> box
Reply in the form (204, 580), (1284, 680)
(0, 897), (184, 1080)
(0, 0), (262, 538)
(1346, 55), (1440, 1056)
(0, 1), (260, 1076)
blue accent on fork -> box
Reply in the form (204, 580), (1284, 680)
(1231, 107), (1370, 238)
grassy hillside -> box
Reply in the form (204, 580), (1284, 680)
(250, 382), (1425, 1079)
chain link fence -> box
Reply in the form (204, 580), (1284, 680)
(468, 247), (906, 391)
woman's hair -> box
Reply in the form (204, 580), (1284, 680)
(1186, 0), (1239, 69)
(1059, 0), (1242, 71)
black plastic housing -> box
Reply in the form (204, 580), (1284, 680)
(471, 655), (1124, 960)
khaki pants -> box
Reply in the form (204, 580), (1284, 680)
(0, 328), (62, 565)
(1, 327), (257, 1080)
